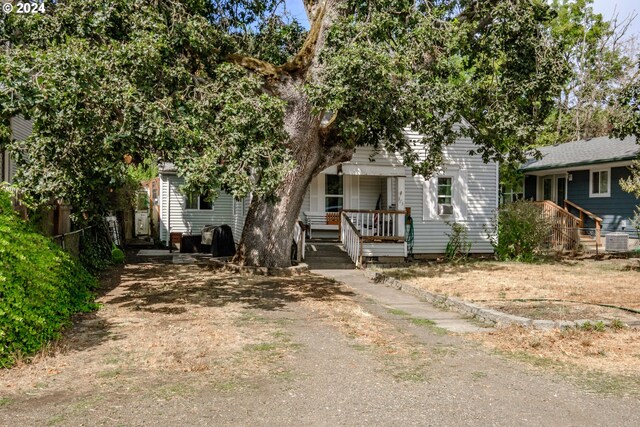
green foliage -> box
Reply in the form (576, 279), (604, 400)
(0, 0), (291, 215)
(0, 0), (568, 215)
(306, 0), (568, 174)
(78, 221), (113, 273)
(541, 0), (639, 145)
(1, 1), (574, 267)
(488, 200), (552, 262)
(0, 191), (98, 367)
(609, 319), (626, 331)
(111, 244), (125, 264)
(113, 158), (159, 213)
(444, 222), (472, 262)
(580, 320), (606, 332)
(619, 160), (640, 239)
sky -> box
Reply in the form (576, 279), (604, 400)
(285, 1), (640, 37)
(591, 0), (640, 38)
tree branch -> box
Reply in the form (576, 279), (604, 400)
(279, 2), (327, 75)
(225, 53), (281, 78)
(224, 2), (329, 79)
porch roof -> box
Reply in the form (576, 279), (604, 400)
(521, 136), (639, 173)
(341, 164), (405, 177)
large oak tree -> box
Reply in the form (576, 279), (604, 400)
(0, 0), (567, 266)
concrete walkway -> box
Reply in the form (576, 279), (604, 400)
(313, 268), (490, 333)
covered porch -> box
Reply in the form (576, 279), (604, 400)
(302, 163), (407, 266)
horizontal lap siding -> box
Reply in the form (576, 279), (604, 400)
(359, 176), (385, 210)
(5, 116), (33, 183)
(568, 167), (639, 233)
(406, 134), (497, 254)
(350, 146), (403, 166)
(362, 242), (405, 257)
(159, 175), (235, 242)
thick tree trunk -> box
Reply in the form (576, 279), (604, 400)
(233, 79), (350, 267)
(234, 160), (319, 267)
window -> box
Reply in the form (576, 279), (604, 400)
(500, 182), (524, 205)
(185, 193), (213, 210)
(590, 169), (610, 197)
(437, 177), (452, 205)
(325, 175), (343, 212)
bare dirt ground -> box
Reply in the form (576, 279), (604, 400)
(1, 259), (639, 426)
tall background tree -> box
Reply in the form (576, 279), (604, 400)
(540, 0), (639, 145)
(1, 0), (567, 266)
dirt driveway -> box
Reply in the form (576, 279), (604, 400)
(1, 260), (639, 426)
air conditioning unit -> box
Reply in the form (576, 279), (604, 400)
(438, 204), (453, 215)
(606, 232), (628, 252)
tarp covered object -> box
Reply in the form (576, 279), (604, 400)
(211, 225), (236, 257)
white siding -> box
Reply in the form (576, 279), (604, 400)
(3, 116), (33, 183)
(359, 176), (384, 210)
(158, 174), (235, 243)
(158, 127), (498, 255)
(349, 146), (403, 167)
(362, 242), (405, 257)
(300, 130), (497, 255)
(231, 197), (250, 243)
(10, 115), (33, 141)
(405, 132), (498, 254)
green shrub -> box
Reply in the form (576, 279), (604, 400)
(78, 221), (113, 273)
(445, 222), (472, 262)
(487, 200), (552, 262)
(0, 190), (98, 367)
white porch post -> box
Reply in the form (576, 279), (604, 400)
(396, 176), (406, 256)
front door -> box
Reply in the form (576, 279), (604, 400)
(556, 177), (566, 206)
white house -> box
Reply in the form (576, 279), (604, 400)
(1, 116), (31, 184)
(158, 128), (499, 263)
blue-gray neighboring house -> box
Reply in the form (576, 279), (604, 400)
(521, 136), (640, 235)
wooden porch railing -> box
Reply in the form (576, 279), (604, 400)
(340, 212), (363, 267)
(564, 199), (603, 245)
(532, 200), (581, 249)
(339, 209), (406, 239)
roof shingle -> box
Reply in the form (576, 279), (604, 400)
(521, 136), (639, 172)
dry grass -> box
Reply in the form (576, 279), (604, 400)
(0, 263), (350, 397)
(473, 324), (640, 383)
(382, 259), (640, 321)
(384, 259), (640, 385)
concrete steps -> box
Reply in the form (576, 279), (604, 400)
(305, 242), (355, 270)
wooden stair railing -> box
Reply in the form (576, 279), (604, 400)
(563, 199), (603, 245)
(532, 200), (581, 249)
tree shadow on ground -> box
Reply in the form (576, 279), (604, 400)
(103, 261), (356, 313)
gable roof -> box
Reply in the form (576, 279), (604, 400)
(521, 136), (639, 172)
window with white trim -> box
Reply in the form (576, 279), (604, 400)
(437, 177), (453, 205)
(500, 182), (524, 205)
(325, 174), (343, 212)
(185, 193), (213, 210)
(590, 169), (610, 197)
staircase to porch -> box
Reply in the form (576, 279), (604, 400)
(304, 242), (356, 270)
(533, 199), (603, 252)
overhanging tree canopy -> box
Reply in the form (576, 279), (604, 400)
(0, 0), (568, 266)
